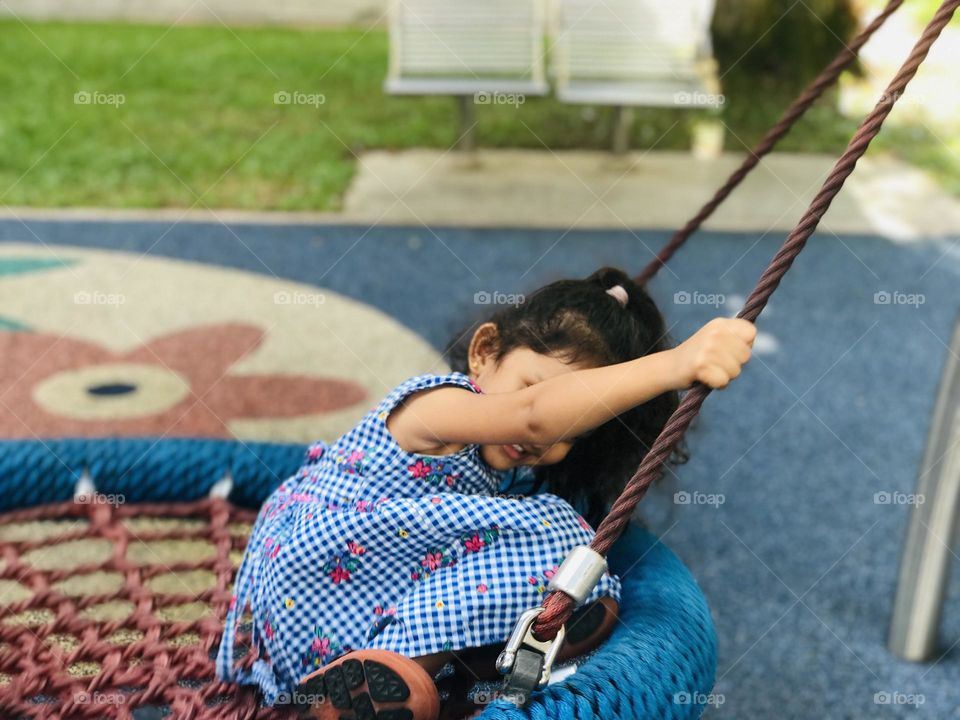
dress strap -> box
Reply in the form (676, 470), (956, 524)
(374, 371), (481, 420)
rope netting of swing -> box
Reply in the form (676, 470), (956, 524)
(0, 496), (264, 719)
(0, 0), (955, 717)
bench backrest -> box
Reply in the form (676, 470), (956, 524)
(552, 0), (716, 81)
(387, 0), (547, 87)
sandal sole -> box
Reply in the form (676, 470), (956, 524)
(294, 650), (440, 720)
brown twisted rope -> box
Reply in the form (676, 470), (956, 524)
(635, 0), (905, 286)
(535, 0), (960, 641)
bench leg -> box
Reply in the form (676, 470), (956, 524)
(888, 312), (960, 661)
(612, 105), (634, 155)
(456, 95), (476, 152)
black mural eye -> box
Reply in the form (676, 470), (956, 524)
(87, 383), (138, 397)
(35, 363), (190, 421)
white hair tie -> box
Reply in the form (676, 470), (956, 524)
(605, 284), (629, 307)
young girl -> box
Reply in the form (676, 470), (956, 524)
(216, 267), (755, 720)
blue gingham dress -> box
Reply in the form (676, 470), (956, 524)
(217, 371), (621, 705)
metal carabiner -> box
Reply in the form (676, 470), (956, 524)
(495, 606), (567, 705)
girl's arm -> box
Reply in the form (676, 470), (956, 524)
(389, 350), (682, 453)
(388, 317), (755, 454)
(525, 349), (684, 441)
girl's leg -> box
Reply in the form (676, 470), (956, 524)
(296, 598), (618, 718)
(411, 651), (457, 678)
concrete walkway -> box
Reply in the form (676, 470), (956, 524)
(340, 149), (960, 240)
(5, 150), (958, 240)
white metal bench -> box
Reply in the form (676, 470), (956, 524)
(551, 0), (722, 151)
(385, 0), (549, 149)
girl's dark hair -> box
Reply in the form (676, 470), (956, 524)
(444, 266), (689, 527)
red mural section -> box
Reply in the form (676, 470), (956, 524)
(0, 323), (367, 439)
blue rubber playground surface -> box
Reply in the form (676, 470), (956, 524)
(1, 217), (959, 718)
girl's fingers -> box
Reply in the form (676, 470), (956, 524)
(700, 366), (730, 389)
(716, 340), (751, 367)
(720, 355), (742, 380)
(730, 319), (758, 343)
(735, 341), (753, 364)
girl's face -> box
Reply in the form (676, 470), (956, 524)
(469, 343), (592, 471)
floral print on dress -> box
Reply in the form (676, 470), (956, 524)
(462, 525), (500, 553)
(367, 604), (398, 640)
(528, 565), (559, 594)
(263, 609), (276, 640)
(323, 541), (367, 583)
(335, 447), (368, 476)
(300, 626), (345, 670)
(410, 525), (501, 581)
(264, 490), (319, 521)
(411, 545), (457, 581)
(408, 457), (461, 488)
(262, 527), (292, 560)
(355, 497), (389, 512)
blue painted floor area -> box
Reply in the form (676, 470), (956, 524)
(2, 219), (960, 719)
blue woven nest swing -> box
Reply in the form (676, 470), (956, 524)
(0, 437), (717, 719)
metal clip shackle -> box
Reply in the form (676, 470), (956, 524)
(495, 546), (607, 705)
(496, 607), (565, 680)
(496, 606), (566, 705)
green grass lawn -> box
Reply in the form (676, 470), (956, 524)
(0, 20), (954, 211)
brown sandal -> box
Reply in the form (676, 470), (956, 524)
(294, 649), (441, 720)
